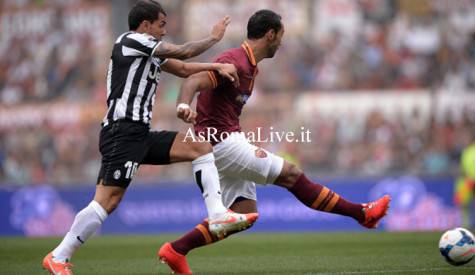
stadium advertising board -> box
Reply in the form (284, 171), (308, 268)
(0, 176), (463, 236)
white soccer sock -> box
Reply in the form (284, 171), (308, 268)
(192, 153), (227, 219)
(52, 200), (108, 262)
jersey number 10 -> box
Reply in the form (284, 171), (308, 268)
(124, 161), (139, 179)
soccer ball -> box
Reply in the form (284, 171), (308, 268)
(439, 227), (475, 266)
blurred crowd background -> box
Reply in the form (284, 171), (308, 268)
(1, 0), (475, 185)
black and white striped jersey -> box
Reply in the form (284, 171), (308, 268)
(102, 31), (168, 127)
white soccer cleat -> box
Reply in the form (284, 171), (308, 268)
(208, 210), (258, 238)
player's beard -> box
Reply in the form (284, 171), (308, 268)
(267, 46), (278, 58)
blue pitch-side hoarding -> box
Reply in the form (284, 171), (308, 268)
(0, 176), (468, 236)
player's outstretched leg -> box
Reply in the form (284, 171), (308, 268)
(169, 133), (259, 236)
(42, 183), (121, 274)
(275, 162), (391, 229)
(159, 198), (257, 275)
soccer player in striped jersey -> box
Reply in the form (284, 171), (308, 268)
(42, 1), (257, 274)
(158, 10), (391, 274)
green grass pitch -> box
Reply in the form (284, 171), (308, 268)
(1, 232), (474, 274)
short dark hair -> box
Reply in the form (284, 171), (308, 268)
(247, 10), (282, 40)
(128, 0), (167, 30)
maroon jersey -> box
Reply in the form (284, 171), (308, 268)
(195, 42), (258, 144)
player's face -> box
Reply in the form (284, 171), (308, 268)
(267, 26), (284, 58)
(147, 12), (167, 40)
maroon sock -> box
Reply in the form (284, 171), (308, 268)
(288, 174), (364, 222)
(171, 220), (220, 255)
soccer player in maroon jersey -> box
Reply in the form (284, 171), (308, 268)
(158, 10), (391, 275)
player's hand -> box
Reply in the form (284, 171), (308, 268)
(217, 63), (240, 88)
(177, 104), (197, 124)
(210, 15), (231, 41)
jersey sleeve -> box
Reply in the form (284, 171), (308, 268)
(121, 33), (160, 57)
(207, 54), (238, 88)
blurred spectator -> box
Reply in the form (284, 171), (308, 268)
(3, 0), (475, 102)
(0, 0), (110, 104)
(454, 140), (475, 228)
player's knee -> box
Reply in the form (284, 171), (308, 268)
(275, 162), (302, 189)
(287, 163), (303, 184)
(190, 142), (213, 159)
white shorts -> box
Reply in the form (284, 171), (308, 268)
(213, 132), (284, 207)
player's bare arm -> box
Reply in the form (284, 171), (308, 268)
(161, 59), (239, 86)
(154, 16), (231, 60)
(175, 72), (214, 124)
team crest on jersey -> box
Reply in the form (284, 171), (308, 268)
(236, 93), (249, 104)
(113, 170), (121, 180)
(255, 148), (267, 158)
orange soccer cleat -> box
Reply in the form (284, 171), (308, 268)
(158, 242), (192, 275)
(42, 252), (74, 275)
(360, 195), (391, 229)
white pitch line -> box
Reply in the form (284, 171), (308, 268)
(307, 266), (475, 275)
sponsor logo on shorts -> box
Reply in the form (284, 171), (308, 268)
(113, 170), (121, 180)
(255, 148), (267, 158)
